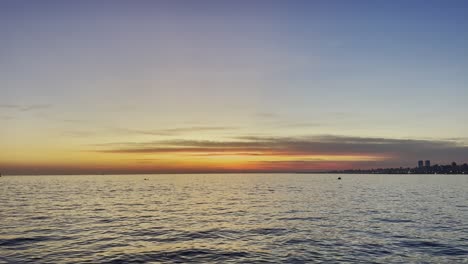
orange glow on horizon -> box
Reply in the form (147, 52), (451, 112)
(0, 146), (389, 174)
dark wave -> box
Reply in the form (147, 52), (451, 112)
(0, 236), (65, 246)
(277, 216), (324, 221)
(101, 249), (251, 263)
(372, 218), (414, 223)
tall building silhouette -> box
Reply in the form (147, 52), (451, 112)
(418, 160), (424, 168)
(425, 160), (431, 167)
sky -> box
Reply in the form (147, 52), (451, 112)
(1, 0), (468, 174)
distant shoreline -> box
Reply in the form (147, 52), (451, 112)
(324, 162), (468, 175)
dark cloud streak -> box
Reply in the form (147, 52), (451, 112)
(93, 135), (468, 167)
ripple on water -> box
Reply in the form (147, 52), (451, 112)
(249, 227), (289, 236)
(277, 216), (324, 221)
(0, 174), (467, 263)
(372, 218), (414, 223)
(102, 249), (252, 263)
(0, 236), (57, 247)
(398, 240), (468, 256)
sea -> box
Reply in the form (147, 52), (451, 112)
(0, 174), (467, 263)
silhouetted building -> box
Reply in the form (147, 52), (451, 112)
(425, 160), (430, 167)
(418, 160), (424, 168)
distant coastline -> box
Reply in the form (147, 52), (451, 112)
(325, 162), (468, 174)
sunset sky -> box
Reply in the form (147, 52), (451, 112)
(1, 1), (468, 174)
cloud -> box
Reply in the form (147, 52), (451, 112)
(255, 112), (279, 119)
(60, 126), (238, 139)
(0, 104), (52, 111)
(0, 104), (18, 109)
(20, 104), (52, 111)
(92, 135), (468, 167)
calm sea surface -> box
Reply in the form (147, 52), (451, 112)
(0, 174), (467, 263)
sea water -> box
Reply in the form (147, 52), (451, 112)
(1, 174), (467, 263)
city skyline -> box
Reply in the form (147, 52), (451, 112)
(1, 1), (468, 174)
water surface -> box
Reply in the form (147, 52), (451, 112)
(1, 174), (467, 263)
